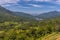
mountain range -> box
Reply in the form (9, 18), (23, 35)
(37, 11), (60, 19)
(0, 6), (60, 22)
(0, 6), (36, 22)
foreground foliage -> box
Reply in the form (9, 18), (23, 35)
(0, 19), (60, 40)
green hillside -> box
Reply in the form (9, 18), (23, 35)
(0, 6), (36, 22)
(0, 6), (24, 22)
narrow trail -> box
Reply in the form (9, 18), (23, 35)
(42, 32), (60, 40)
(56, 36), (60, 40)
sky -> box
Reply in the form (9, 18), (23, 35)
(0, 0), (60, 14)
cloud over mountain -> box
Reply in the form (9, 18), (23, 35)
(28, 4), (42, 7)
(0, 0), (60, 14)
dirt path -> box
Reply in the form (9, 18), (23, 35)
(56, 36), (60, 40)
(42, 33), (60, 40)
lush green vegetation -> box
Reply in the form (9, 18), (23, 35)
(0, 6), (60, 40)
(0, 18), (60, 40)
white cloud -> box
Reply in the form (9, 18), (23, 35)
(0, 0), (60, 5)
(34, 0), (52, 2)
(29, 4), (42, 7)
(0, 0), (20, 5)
(1, 4), (11, 7)
(23, 0), (31, 2)
(33, 0), (60, 4)
(55, 0), (60, 4)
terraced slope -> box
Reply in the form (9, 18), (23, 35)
(42, 32), (60, 40)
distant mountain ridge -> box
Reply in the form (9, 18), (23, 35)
(37, 11), (60, 19)
(12, 12), (35, 19)
(0, 6), (60, 22)
(0, 6), (35, 22)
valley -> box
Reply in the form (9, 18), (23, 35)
(0, 6), (60, 40)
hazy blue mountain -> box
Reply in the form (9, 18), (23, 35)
(12, 12), (35, 19)
(0, 6), (36, 22)
(37, 11), (60, 19)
